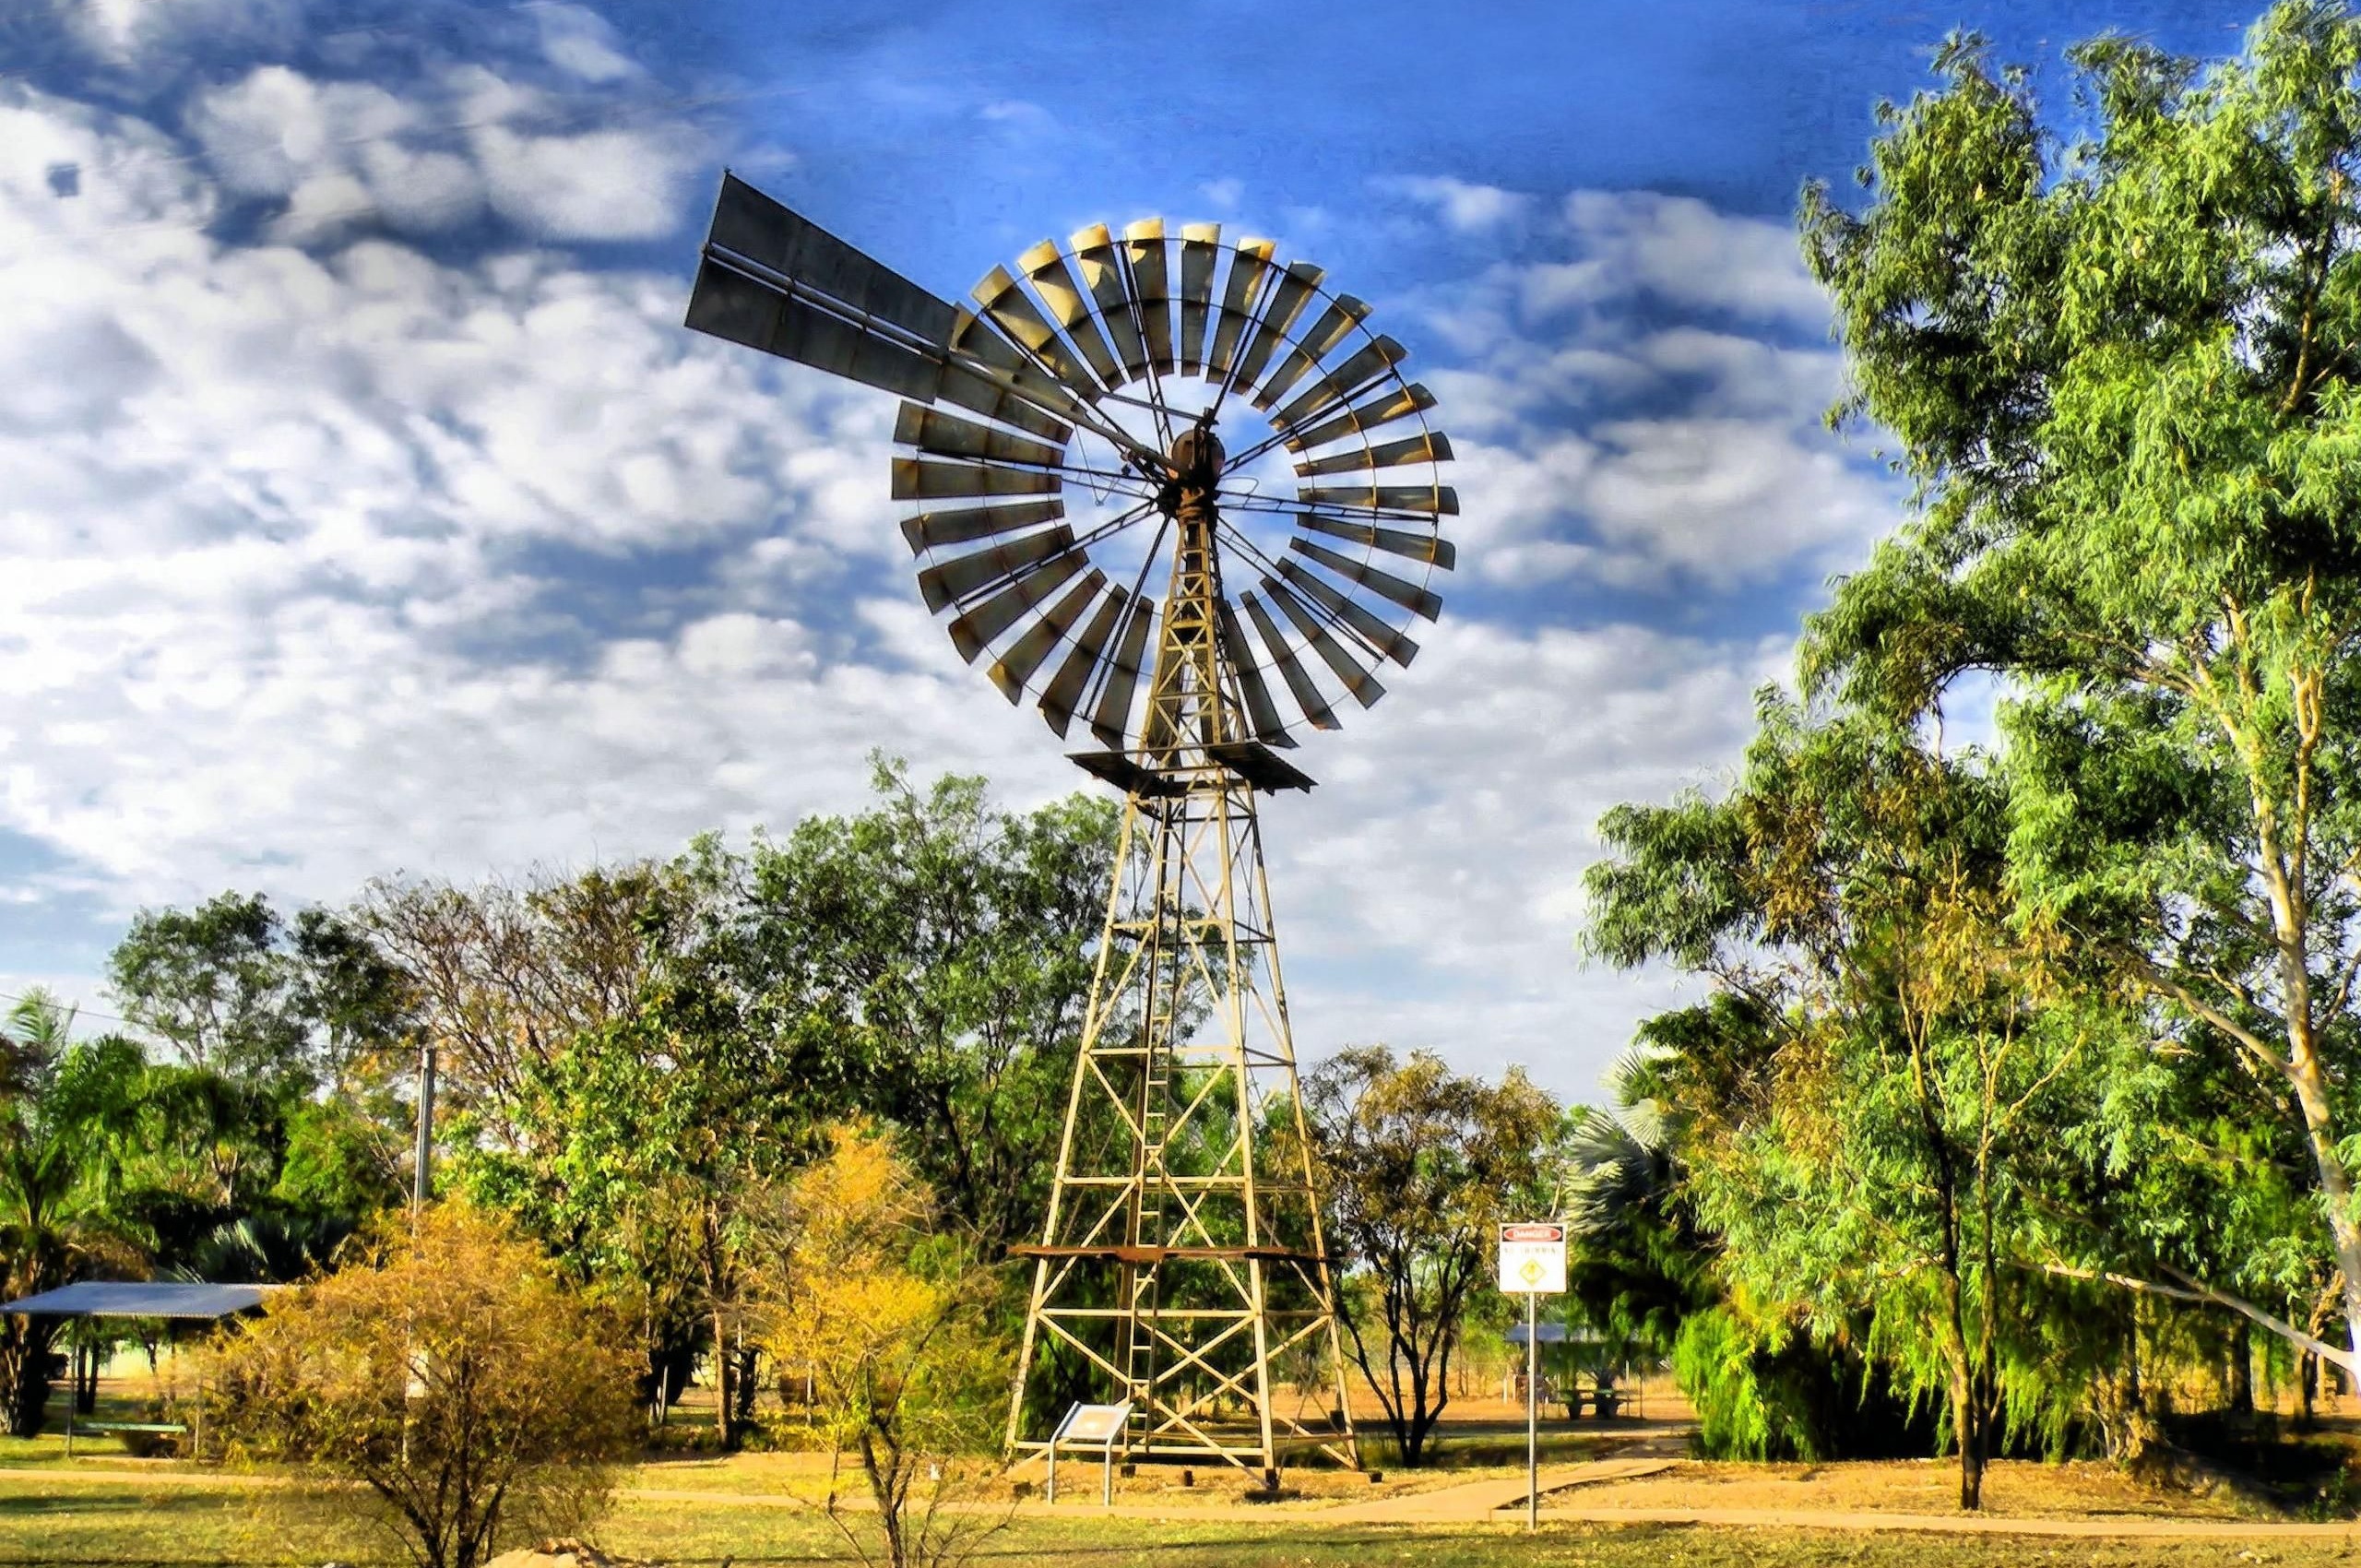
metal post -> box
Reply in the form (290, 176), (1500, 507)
(1046, 1438), (1057, 1505)
(412, 1042), (437, 1212)
(1526, 1290), (1538, 1532)
(1102, 1436), (1114, 1507)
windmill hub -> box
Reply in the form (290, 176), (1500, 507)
(1158, 425), (1225, 517)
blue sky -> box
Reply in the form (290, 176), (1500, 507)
(0, 0), (2281, 1095)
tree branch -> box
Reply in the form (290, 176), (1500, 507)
(2039, 1262), (2353, 1373)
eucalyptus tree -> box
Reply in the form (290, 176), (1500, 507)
(1299, 1046), (1560, 1467)
(1588, 699), (2137, 1505)
(450, 844), (835, 1449)
(109, 893), (406, 1086)
(1800, 1), (2361, 1373)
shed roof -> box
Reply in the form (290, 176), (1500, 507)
(1506, 1322), (1614, 1346)
(1, 1281), (279, 1319)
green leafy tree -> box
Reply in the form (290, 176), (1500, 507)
(455, 847), (832, 1448)
(109, 893), (408, 1084)
(1299, 1046), (1560, 1467)
(1565, 1010), (1940, 1463)
(748, 758), (1118, 1250)
(1799, 0), (2361, 1375)
(1587, 700), (2138, 1505)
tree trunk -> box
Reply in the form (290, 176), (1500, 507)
(860, 1428), (906, 1568)
(732, 1344), (759, 1427)
(2228, 1322), (2254, 1416)
(710, 1301), (731, 1449)
(2284, 1049), (2361, 1372)
(1, 1319), (56, 1440)
(1947, 1348), (1987, 1511)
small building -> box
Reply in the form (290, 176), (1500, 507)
(2, 1280), (281, 1452)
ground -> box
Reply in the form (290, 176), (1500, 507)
(18, 1369), (2361, 1564)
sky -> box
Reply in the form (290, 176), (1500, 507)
(0, 0), (2283, 1098)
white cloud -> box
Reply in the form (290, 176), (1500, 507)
(0, 51), (1864, 1104)
(1382, 175), (1531, 233)
(63, 0), (306, 63)
(979, 100), (1056, 136)
(1264, 617), (1786, 1088)
(1399, 190), (1895, 594)
(1554, 189), (1829, 329)
(0, 85), (952, 912)
(184, 59), (700, 243)
(529, 3), (638, 83)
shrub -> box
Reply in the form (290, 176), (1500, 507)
(207, 1204), (637, 1568)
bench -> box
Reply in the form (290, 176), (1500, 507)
(65, 1418), (187, 1457)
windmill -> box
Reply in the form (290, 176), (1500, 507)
(684, 174), (1456, 1485)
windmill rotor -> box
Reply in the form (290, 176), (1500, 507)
(687, 174), (1456, 779)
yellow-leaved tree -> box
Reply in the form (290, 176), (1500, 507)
(207, 1204), (638, 1568)
(755, 1124), (1010, 1568)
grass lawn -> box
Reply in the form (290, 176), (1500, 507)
(6, 1478), (2361, 1568)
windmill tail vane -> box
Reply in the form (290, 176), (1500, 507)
(683, 171), (1462, 1481)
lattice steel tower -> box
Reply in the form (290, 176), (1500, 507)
(682, 176), (1459, 1484)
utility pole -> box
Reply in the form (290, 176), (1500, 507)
(412, 1041), (437, 1212)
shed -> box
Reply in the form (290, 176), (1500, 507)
(2, 1281), (281, 1450)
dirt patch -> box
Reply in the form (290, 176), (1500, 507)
(1578, 1456), (2256, 1520)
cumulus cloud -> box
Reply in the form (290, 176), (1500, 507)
(1394, 187), (1895, 596)
(62, 0), (308, 63)
(1264, 616), (1785, 1084)
(530, 3), (638, 83)
(0, 83), (961, 909)
(1, 15), (1874, 1100)
(184, 59), (702, 243)
(1381, 175), (1531, 233)
(1548, 189), (1830, 329)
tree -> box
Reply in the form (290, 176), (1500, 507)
(1587, 697), (2142, 1506)
(748, 759), (1118, 1250)
(109, 893), (406, 1084)
(1562, 1018), (1940, 1465)
(0, 992), (158, 1436)
(454, 843), (833, 1449)
(208, 1205), (636, 1568)
(357, 865), (668, 1148)
(1299, 1046), (1559, 1467)
(754, 1126), (1010, 1568)
(1799, 1), (2361, 1377)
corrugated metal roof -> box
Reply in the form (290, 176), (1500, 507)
(1505, 1322), (1612, 1345)
(1, 1281), (280, 1318)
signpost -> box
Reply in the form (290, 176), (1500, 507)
(1045, 1401), (1132, 1506)
(1498, 1222), (1567, 1531)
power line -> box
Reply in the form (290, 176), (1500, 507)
(0, 988), (154, 1037)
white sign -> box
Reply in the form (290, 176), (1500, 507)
(1497, 1221), (1566, 1295)
(1055, 1402), (1131, 1445)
